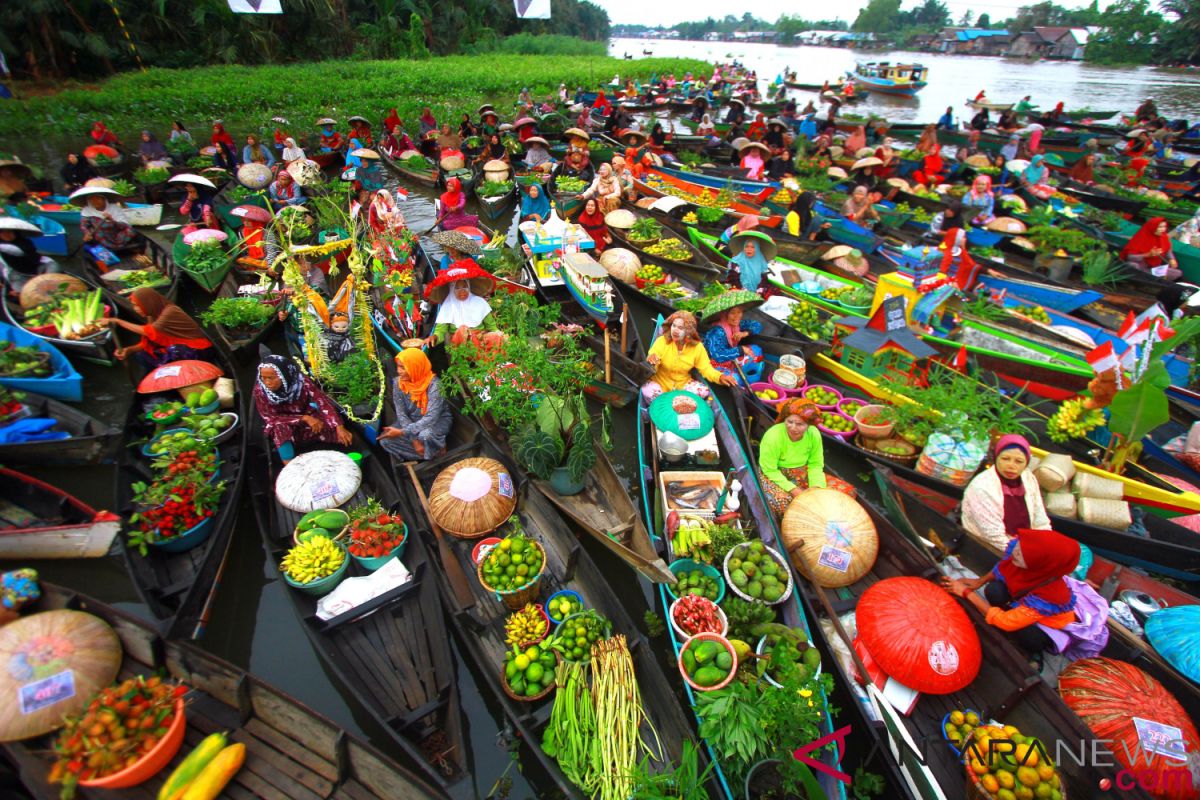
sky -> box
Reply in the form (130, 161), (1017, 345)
(596, 0), (1111, 28)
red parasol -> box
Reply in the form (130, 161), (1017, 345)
(424, 259), (497, 303)
(83, 145), (118, 160)
(856, 576), (981, 694)
(1060, 657), (1200, 800)
(136, 360), (225, 394)
(231, 204), (272, 223)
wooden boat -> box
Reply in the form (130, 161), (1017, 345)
(1059, 180), (1149, 216)
(608, 224), (721, 282)
(380, 147), (438, 186)
(80, 232), (180, 318)
(1, 274), (117, 366)
(653, 163), (779, 195)
(0, 319), (83, 402)
(171, 230), (235, 293)
(250, 429), (469, 791)
(0, 468), (120, 559)
(205, 269), (283, 364)
(644, 166), (775, 206)
(0, 390), (118, 465)
(852, 62), (928, 96)
(4, 583), (451, 800)
(726, 390), (1155, 800)
(966, 100), (1015, 112)
(25, 194), (163, 226)
(689, 227), (869, 287)
(517, 217), (625, 328)
(633, 172), (777, 219)
(401, 417), (714, 799)
(114, 353), (247, 640)
(475, 178), (517, 225)
(213, 184), (269, 231)
(876, 463), (1200, 720)
(4, 212), (70, 257)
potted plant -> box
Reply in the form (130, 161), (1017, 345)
(325, 350), (382, 421)
(512, 391), (602, 495)
(628, 217), (663, 247)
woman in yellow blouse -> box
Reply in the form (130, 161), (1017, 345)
(642, 310), (736, 402)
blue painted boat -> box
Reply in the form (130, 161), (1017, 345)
(654, 163), (780, 193)
(5, 212), (69, 257)
(814, 202), (881, 252)
(0, 320), (83, 401)
(976, 274), (1103, 314)
(26, 196), (163, 227)
(850, 62), (928, 97)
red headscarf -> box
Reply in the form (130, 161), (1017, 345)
(577, 201), (608, 250)
(440, 176), (465, 212)
(625, 147), (646, 179)
(211, 123), (234, 148)
(1120, 217), (1170, 265)
(942, 228), (979, 290)
(90, 122), (118, 146)
(384, 108), (402, 132)
(994, 529), (1079, 614)
(1069, 157), (1095, 183)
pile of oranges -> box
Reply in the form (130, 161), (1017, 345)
(948, 712), (1064, 800)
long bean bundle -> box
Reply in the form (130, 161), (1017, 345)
(541, 661), (594, 787)
(588, 635), (663, 800)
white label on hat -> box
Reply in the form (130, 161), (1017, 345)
(677, 413), (701, 430)
(817, 545), (851, 573)
(19, 669), (75, 715)
(927, 640), (959, 675)
(155, 365), (182, 378)
(1133, 717), (1187, 760)
(311, 479), (341, 503)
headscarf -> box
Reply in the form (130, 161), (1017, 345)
(994, 529), (1079, 614)
(521, 185), (550, 220)
(789, 191), (817, 233)
(211, 123), (234, 148)
(91, 122), (116, 145)
(845, 126), (866, 154)
(992, 434), (1032, 538)
(1000, 135), (1020, 162)
(384, 108), (402, 132)
(661, 310), (701, 347)
(776, 397), (820, 424)
(245, 136), (271, 164)
(396, 348), (434, 414)
(440, 176), (465, 213)
(1023, 155), (1047, 185)
(434, 280), (493, 328)
(139, 132), (168, 161)
(1028, 127), (1043, 154)
(257, 354), (305, 405)
(730, 237), (769, 293)
(1120, 217), (1171, 264)
(740, 148), (765, 180)
(271, 173), (299, 201)
(131, 288), (210, 344)
(968, 175), (992, 206)
(577, 201), (606, 240)
(1069, 156), (1095, 183)
(61, 154), (97, 186)
(419, 107), (437, 131)
(281, 138), (305, 162)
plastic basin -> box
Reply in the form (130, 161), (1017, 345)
(666, 558), (726, 604)
(150, 515), (215, 554)
(79, 698), (186, 789)
(284, 541), (350, 596)
(678, 632), (738, 692)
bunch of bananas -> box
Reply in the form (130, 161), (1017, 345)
(672, 514), (713, 562)
(504, 603), (548, 648)
(281, 536), (345, 584)
(1047, 397), (1107, 443)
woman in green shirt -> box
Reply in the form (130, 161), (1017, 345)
(758, 398), (857, 516)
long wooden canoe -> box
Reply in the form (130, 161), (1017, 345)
(0, 468), (120, 559)
(0, 390), (119, 465)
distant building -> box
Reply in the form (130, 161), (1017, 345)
(1007, 26), (1089, 59)
(940, 28), (1012, 56)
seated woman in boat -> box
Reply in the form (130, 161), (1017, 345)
(426, 262), (498, 347)
(268, 171), (306, 211)
(764, 118), (787, 151)
(418, 107), (438, 137)
(318, 120), (343, 152)
(577, 199), (610, 253)
(437, 124), (461, 153)
(0, 221), (54, 293)
(138, 131), (169, 166)
(1068, 153), (1097, 185)
(996, 110), (1021, 132)
(940, 227), (982, 290)
(368, 189), (405, 236)
(942, 528), (1108, 661)
(242, 134), (276, 168)
(841, 185), (880, 225)
(969, 107), (990, 132)
(992, 154), (1019, 192)
(254, 354), (352, 463)
(915, 125), (940, 155)
(380, 124), (416, 160)
(724, 102), (745, 126)
(551, 144), (595, 190)
(60, 153), (98, 193)
(80, 193), (139, 252)
(354, 152), (386, 194)
(379, 348), (452, 461)
(937, 107), (955, 131)
(179, 183), (219, 235)
(728, 232), (772, 293)
(436, 177), (478, 231)
(643, 310), (735, 402)
(610, 155), (636, 201)
(522, 137), (555, 174)
(740, 142), (768, 181)
(961, 435), (1051, 551)
(746, 114), (767, 141)
(459, 114), (478, 140)
(90, 121), (121, 149)
(962, 175), (995, 226)
(520, 183), (551, 224)
(649, 123), (669, 150)
(912, 152), (946, 188)
(1121, 217), (1182, 281)
(279, 138), (306, 167)
(210, 123), (238, 171)
(1020, 155), (1056, 200)
(106, 287), (216, 366)
(702, 290), (764, 383)
(579, 163), (622, 213)
(1124, 131), (1154, 182)
(474, 133), (507, 166)
(786, 192), (832, 241)
(758, 398), (856, 517)
(928, 201), (964, 238)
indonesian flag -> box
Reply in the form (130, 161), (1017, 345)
(1118, 345), (1138, 374)
(1124, 318), (1154, 347)
(394, 187), (408, 201)
(953, 345), (968, 372)
(1116, 310), (1138, 340)
(1086, 341), (1119, 375)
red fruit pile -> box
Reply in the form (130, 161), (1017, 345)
(673, 594), (724, 636)
(348, 512), (406, 559)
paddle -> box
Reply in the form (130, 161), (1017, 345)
(404, 461), (477, 611)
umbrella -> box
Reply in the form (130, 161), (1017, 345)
(431, 229), (482, 256)
(275, 450), (362, 513)
(0, 217), (42, 236)
(649, 390), (715, 441)
(347, 115), (369, 125)
(827, 167), (848, 180)
(1060, 657), (1200, 800)
(168, 173), (217, 190)
(237, 162), (274, 189)
(524, 136), (549, 148)
(856, 576), (982, 694)
(350, 148), (380, 160)
(514, 117), (535, 128)
(730, 137), (751, 152)
(230, 204), (272, 224)
(852, 156), (884, 170)
(781, 488), (878, 587)
(701, 289), (763, 323)
(740, 142), (770, 157)
(729, 230), (777, 262)
(1042, 152), (1065, 166)
(886, 177), (911, 191)
(316, 117), (337, 126)
(1145, 605), (1200, 683)
(424, 261), (497, 303)
(428, 456), (516, 538)
(83, 177), (115, 189)
(136, 359), (224, 394)
(0, 609), (121, 742)
(563, 128), (591, 142)
(604, 209), (636, 230)
(68, 186), (121, 203)
(986, 216), (1027, 234)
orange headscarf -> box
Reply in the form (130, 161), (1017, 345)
(396, 348), (434, 414)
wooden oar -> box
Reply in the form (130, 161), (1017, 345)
(404, 461), (476, 610)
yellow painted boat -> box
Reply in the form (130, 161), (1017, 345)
(812, 354), (1200, 518)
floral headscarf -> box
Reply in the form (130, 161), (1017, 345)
(662, 310), (701, 346)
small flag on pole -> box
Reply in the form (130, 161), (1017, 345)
(228, 0), (283, 13)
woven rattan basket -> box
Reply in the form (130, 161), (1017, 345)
(428, 457), (517, 538)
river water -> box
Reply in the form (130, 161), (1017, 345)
(610, 37), (1200, 120)
(5, 42), (1200, 799)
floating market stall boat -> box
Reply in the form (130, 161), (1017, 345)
(852, 62), (928, 97)
(79, 232), (180, 318)
(23, 195), (163, 226)
(2, 583), (451, 800)
(172, 230), (235, 293)
(203, 270), (284, 364)
(0, 469), (121, 559)
(0, 389), (118, 465)
(0, 319), (83, 402)
(0, 272), (116, 365)
(380, 148), (439, 186)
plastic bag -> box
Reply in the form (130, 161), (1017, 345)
(316, 557), (412, 621)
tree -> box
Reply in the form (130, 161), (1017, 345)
(912, 0), (951, 27)
(1157, 0), (1200, 63)
(958, 10), (974, 25)
(1085, 0), (1162, 64)
(977, 12), (991, 27)
(854, 0), (904, 32)
(408, 11), (429, 58)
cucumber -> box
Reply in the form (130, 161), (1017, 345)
(158, 732), (227, 800)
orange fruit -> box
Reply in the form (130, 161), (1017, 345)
(1015, 743), (1039, 767)
(970, 757), (990, 776)
(981, 774), (1001, 794)
(997, 771), (1016, 790)
(997, 790), (1017, 800)
(1014, 787), (1034, 800)
(1017, 766), (1041, 789)
(1036, 765), (1055, 782)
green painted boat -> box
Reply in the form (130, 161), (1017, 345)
(214, 190), (269, 231)
(1101, 217), (1200, 284)
(171, 231), (234, 293)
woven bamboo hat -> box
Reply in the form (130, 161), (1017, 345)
(428, 457), (517, 538)
(781, 488), (878, 587)
(604, 208), (636, 230)
(986, 216), (1027, 234)
(19, 274), (86, 310)
(965, 154), (992, 168)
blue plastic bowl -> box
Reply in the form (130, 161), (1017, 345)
(665, 558), (726, 604)
(141, 428), (191, 458)
(545, 589), (585, 626)
(150, 515), (215, 554)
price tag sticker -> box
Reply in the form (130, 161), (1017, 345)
(677, 413), (701, 431)
(817, 546), (851, 573)
(1133, 717), (1187, 760)
(310, 479), (341, 504)
(497, 471), (514, 498)
(19, 670), (75, 715)
(154, 365), (182, 379)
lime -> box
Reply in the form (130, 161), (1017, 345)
(526, 663), (545, 683)
(499, 539), (512, 552)
(525, 646), (541, 661)
(514, 654), (530, 671)
(510, 538), (527, 553)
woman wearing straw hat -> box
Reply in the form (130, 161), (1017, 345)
(77, 189), (138, 252)
(740, 141), (769, 181)
(728, 231), (775, 293)
(379, 348), (452, 461)
(758, 398), (856, 517)
(643, 310), (735, 402)
(701, 289), (764, 384)
(431, 229), (481, 271)
(0, 218), (54, 292)
(523, 136), (555, 174)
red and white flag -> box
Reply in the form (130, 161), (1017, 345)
(1086, 341), (1119, 374)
